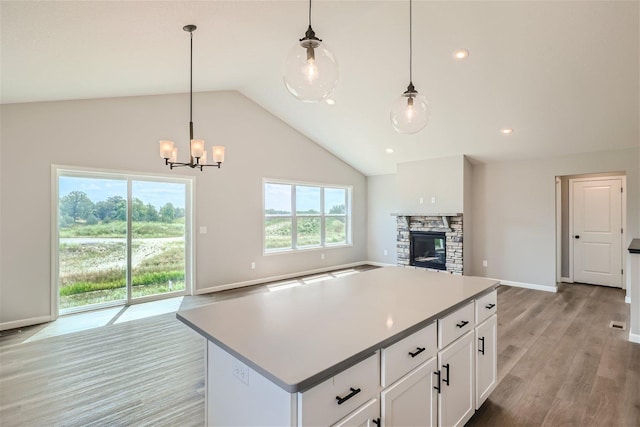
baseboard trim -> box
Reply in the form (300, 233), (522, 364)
(498, 279), (557, 293)
(560, 277), (573, 283)
(195, 261), (371, 295)
(629, 333), (640, 344)
(0, 315), (52, 332)
(366, 261), (396, 267)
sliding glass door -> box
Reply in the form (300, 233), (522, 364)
(56, 168), (192, 314)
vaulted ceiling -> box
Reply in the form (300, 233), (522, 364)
(2, 1), (639, 175)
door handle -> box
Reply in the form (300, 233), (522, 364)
(433, 370), (441, 393)
(479, 336), (485, 355)
(442, 363), (450, 386)
(574, 235), (580, 239)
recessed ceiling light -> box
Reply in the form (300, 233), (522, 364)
(385, 148), (394, 154)
(453, 49), (469, 60)
(500, 128), (514, 135)
(325, 98), (336, 105)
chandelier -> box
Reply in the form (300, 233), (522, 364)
(159, 25), (225, 170)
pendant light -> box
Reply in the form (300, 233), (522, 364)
(390, 0), (430, 134)
(159, 25), (225, 171)
(283, 0), (338, 102)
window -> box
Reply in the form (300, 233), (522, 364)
(54, 166), (193, 314)
(264, 180), (351, 252)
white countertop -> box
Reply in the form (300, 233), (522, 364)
(177, 267), (499, 392)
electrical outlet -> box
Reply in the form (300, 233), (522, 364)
(431, 196), (436, 204)
(199, 226), (207, 234)
(251, 262), (256, 270)
(321, 253), (325, 260)
(384, 249), (388, 256)
(232, 359), (249, 385)
(482, 260), (488, 267)
(419, 197), (424, 204)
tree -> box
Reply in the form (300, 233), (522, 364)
(145, 203), (159, 222)
(159, 202), (176, 223)
(59, 191), (95, 222)
(95, 196), (126, 222)
(328, 204), (346, 215)
(132, 198), (147, 222)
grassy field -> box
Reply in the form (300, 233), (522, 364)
(59, 220), (185, 309)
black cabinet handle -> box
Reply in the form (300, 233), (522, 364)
(408, 346), (426, 358)
(456, 320), (469, 328)
(485, 303), (496, 309)
(574, 235), (580, 239)
(433, 370), (441, 393)
(336, 387), (361, 405)
(372, 418), (380, 426)
(443, 363), (450, 386)
(479, 336), (485, 355)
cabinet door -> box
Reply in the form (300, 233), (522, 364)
(475, 314), (497, 409)
(381, 357), (437, 427)
(332, 398), (380, 427)
(437, 331), (474, 427)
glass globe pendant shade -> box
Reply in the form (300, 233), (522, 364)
(283, 32), (338, 102)
(390, 87), (430, 134)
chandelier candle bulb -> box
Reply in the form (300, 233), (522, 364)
(170, 147), (178, 163)
(200, 151), (207, 165)
(212, 146), (225, 164)
(190, 139), (205, 159)
(159, 140), (175, 159)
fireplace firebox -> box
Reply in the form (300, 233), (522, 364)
(410, 231), (447, 270)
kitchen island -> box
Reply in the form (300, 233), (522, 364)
(177, 267), (500, 426)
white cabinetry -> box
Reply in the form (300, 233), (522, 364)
(332, 398), (380, 427)
(475, 314), (497, 409)
(436, 331), (475, 427)
(381, 357), (438, 426)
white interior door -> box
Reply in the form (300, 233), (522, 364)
(572, 178), (622, 287)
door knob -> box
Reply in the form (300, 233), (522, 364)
(574, 235), (580, 239)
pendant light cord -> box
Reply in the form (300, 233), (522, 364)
(189, 30), (193, 140)
(308, 0), (312, 27)
(409, 0), (413, 84)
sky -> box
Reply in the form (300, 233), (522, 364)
(59, 177), (185, 209)
(265, 183), (346, 213)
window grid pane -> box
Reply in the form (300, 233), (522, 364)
(264, 181), (351, 252)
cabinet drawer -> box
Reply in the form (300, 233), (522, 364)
(438, 301), (474, 349)
(475, 290), (497, 324)
(381, 321), (437, 387)
(331, 398), (379, 427)
(298, 353), (379, 426)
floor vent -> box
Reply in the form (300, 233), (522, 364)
(609, 320), (626, 330)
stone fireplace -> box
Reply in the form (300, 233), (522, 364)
(395, 214), (463, 275)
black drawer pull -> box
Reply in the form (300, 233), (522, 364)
(372, 418), (381, 426)
(479, 336), (485, 355)
(336, 387), (361, 405)
(485, 303), (496, 309)
(456, 320), (469, 328)
(433, 370), (441, 393)
(408, 346), (426, 358)
(443, 363), (450, 386)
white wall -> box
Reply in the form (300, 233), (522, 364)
(366, 174), (397, 265)
(470, 148), (639, 292)
(396, 155), (465, 214)
(0, 91), (367, 326)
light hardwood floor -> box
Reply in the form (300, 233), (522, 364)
(1, 273), (638, 426)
